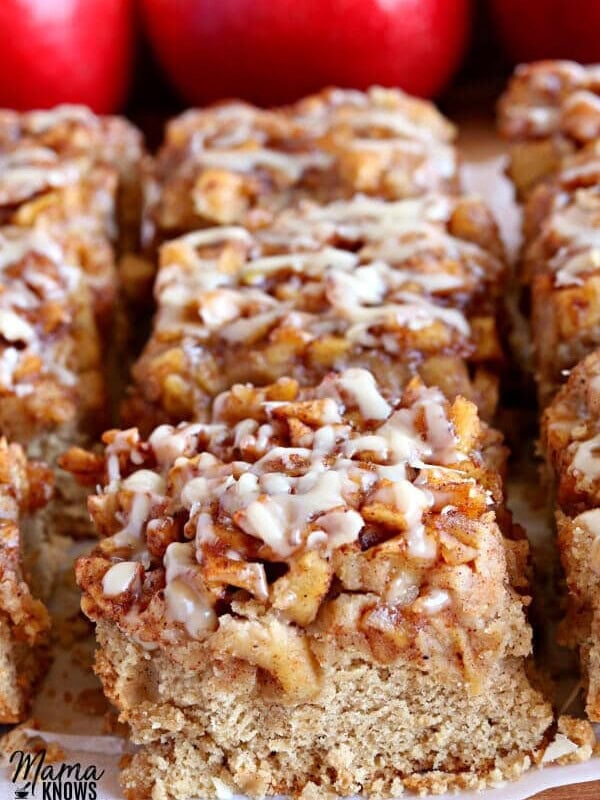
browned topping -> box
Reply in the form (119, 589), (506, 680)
(144, 87), (459, 249)
(126, 194), (505, 431)
(499, 61), (600, 144)
(498, 61), (600, 195)
(69, 369), (524, 697)
(0, 227), (107, 441)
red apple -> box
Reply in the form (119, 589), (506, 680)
(141, 0), (471, 106)
(0, 0), (135, 113)
(490, 0), (600, 64)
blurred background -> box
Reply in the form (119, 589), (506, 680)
(3, 0), (600, 143)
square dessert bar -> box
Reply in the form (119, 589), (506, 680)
(0, 104), (144, 252)
(124, 194), (506, 434)
(0, 438), (53, 722)
(523, 182), (600, 405)
(500, 71), (600, 404)
(542, 349), (600, 720)
(0, 143), (118, 249)
(0, 147), (121, 338)
(498, 60), (600, 196)
(65, 368), (554, 799)
(0, 105), (145, 305)
(0, 141), (124, 329)
(522, 141), (600, 246)
(0, 226), (109, 535)
(142, 86), (459, 252)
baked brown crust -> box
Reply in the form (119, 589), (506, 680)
(142, 87), (459, 253)
(106, 620), (554, 800)
(125, 194), (506, 432)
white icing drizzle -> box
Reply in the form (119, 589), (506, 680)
(102, 561), (140, 597)
(24, 104), (97, 133)
(163, 542), (218, 637)
(283, 194), (452, 227)
(575, 508), (600, 536)
(563, 89), (600, 117)
(572, 432), (600, 482)
(392, 480), (436, 560)
(121, 469), (166, 494)
(375, 384), (465, 467)
(175, 227), (253, 250)
(164, 87), (456, 200)
(0, 148), (83, 204)
(331, 108), (442, 143)
(553, 248), (600, 287)
(502, 62), (600, 137)
(155, 222), (473, 351)
(192, 148), (333, 180)
(413, 588), (451, 614)
(148, 423), (223, 466)
(164, 579), (217, 638)
(98, 367), (482, 642)
(0, 309), (35, 343)
(385, 570), (419, 605)
(574, 508), (600, 573)
(0, 227), (83, 395)
(263, 195), (485, 273)
(338, 368), (391, 420)
(548, 190), (600, 286)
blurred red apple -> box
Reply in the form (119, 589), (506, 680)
(0, 0), (135, 113)
(141, 0), (471, 106)
(490, 0), (600, 64)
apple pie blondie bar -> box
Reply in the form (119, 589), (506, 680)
(498, 67), (600, 403)
(64, 368), (553, 799)
(124, 193), (506, 433)
(523, 180), (600, 404)
(0, 104), (144, 253)
(498, 60), (600, 196)
(0, 438), (54, 722)
(0, 225), (109, 535)
(522, 140), (600, 246)
(142, 87), (459, 253)
(0, 105), (145, 311)
(542, 348), (600, 720)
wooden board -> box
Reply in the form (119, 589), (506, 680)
(531, 781), (599, 798)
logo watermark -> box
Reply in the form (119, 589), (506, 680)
(9, 749), (105, 800)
